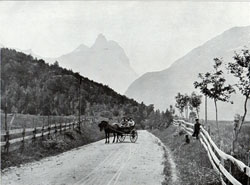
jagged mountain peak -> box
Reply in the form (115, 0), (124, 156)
(73, 44), (89, 53)
(53, 34), (138, 94)
(93, 33), (108, 47)
(97, 33), (107, 41)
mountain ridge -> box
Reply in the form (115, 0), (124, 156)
(125, 26), (250, 120)
(50, 34), (138, 94)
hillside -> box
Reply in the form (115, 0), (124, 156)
(0, 48), (151, 126)
(125, 26), (250, 120)
(48, 34), (138, 94)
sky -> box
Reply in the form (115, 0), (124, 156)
(0, 1), (250, 75)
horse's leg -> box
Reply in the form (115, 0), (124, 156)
(106, 132), (109, 144)
(108, 132), (110, 143)
(113, 132), (116, 143)
(105, 132), (107, 144)
(116, 133), (120, 143)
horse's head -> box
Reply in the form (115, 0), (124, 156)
(98, 121), (108, 131)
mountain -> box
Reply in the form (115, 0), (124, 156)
(21, 49), (43, 59)
(125, 26), (250, 120)
(0, 44), (43, 59)
(51, 34), (138, 94)
(1, 48), (152, 127)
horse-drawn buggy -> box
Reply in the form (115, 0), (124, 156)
(98, 117), (138, 143)
(118, 124), (138, 143)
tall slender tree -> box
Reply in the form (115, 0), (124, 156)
(189, 92), (202, 118)
(228, 49), (250, 152)
(175, 93), (189, 119)
(194, 58), (235, 138)
(183, 94), (190, 119)
(175, 93), (185, 117)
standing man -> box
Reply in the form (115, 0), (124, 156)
(192, 118), (201, 139)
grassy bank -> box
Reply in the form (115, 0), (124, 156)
(200, 120), (250, 164)
(1, 122), (104, 169)
(151, 125), (220, 185)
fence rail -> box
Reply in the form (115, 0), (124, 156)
(173, 119), (250, 185)
(1, 120), (82, 152)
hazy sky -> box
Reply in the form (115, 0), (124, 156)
(0, 1), (250, 75)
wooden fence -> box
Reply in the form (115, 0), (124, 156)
(173, 119), (250, 185)
(1, 120), (82, 153)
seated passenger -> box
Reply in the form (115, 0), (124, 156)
(120, 117), (128, 127)
(127, 118), (135, 127)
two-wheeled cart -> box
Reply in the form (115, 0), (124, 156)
(118, 125), (138, 143)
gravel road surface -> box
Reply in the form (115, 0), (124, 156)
(1, 130), (165, 185)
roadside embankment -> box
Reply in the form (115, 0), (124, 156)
(151, 125), (220, 185)
(1, 122), (104, 169)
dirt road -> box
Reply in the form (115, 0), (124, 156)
(1, 130), (165, 185)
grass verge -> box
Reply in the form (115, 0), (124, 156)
(1, 122), (104, 170)
(151, 125), (220, 185)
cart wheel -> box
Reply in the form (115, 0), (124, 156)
(130, 130), (138, 143)
(119, 134), (126, 142)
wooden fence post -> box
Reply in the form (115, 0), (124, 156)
(48, 125), (51, 138)
(4, 100), (7, 131)
(69, 120), (72, 129)
(33, 127), (37, 141)
(229, 150), (233, 185)
(247, 150), (250, 185)
(55, 123), (57, 133)
(4, 130), (10, 153)
(60, 123), (62, 133)
(220, 140), (225, 184)
(41, 126), (44, 138)
(22, 127), (26, 142)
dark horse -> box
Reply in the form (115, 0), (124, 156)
(98, 121), (121, 143)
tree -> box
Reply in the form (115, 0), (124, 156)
(175, 93), (189, 119)
(175, 93), (185, 117)
(169, 105), (175, 115)
(228, 49), (250, 152)
(1, 48), (156, 129)
(183, 94), (190, 119)
(189, 92), (202, 118)
(194, 58), (235, 138)
(164, 107), (174, 127)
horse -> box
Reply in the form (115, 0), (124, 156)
(98, 121), (121, 143)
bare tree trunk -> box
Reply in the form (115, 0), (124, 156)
(185, 107), (188, 119)
(214, 99), (220, 140)
(196, 108), (199, 119)
(5, 100), (8, 131)
(205, 95), (207, 125)
(238, 94), (249, 134)
(78, 78), (81, 130)
(233, 94), (249, 153)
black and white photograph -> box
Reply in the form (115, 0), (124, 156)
(0, 1), (250, 185)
